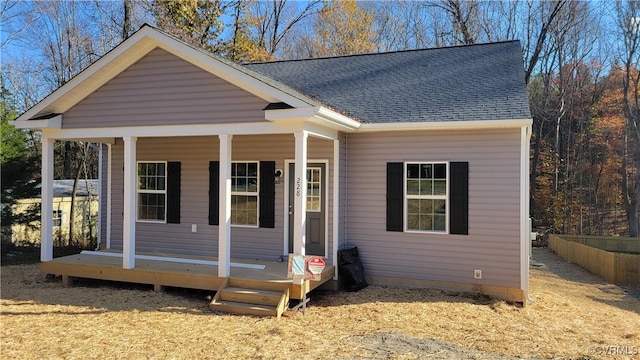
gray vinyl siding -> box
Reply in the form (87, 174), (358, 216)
(109, 135), (336, 261)
(63, 48), (268, 128)
(346, 129), (522, 288)
(338, 132), (348, 251)
(111, 142), (123, 249)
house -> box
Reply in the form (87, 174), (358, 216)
(13, 25), (532, 314)
(11, 180), (99, 246)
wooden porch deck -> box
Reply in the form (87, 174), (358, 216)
(41, 251), (335, 300)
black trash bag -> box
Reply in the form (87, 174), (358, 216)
(338, 246), (368, 291)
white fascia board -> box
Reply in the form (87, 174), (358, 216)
(313, 107), (361, 131)
(14, 114), (61, 129)
(303, 122), (339, 141)
(266, 106), (360, 132)
(265, 107), (318, 122)
(40, 121), (305, 140)
(357, 118), (533, 132)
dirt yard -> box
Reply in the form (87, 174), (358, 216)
(1, 248), (639, 359)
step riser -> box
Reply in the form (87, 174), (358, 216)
(228, 278), (290, 292)
(220, 291), (281, 306)
(210, 303), (277, 317)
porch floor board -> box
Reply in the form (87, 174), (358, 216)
(41, 251), (335, 300)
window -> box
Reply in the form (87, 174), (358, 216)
(306, 167), (322, 212)
(231, 162), (258, 226)
(137, 162), (166, 222)
(405, 162), (447, 232)
(52, 210), (62, 227)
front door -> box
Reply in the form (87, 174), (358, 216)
(289, 163), (326, 257)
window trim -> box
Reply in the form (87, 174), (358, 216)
(231, 161), (260, 228)
(403, 161), (450, 234)
(52, 209), (63, 228)
(306, 166), (322, 213)
(136, 161), (167, 223)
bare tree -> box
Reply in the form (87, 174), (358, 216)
(616, 1), (640, 236)
(369, 1), (432, 52)
(249, 0), (320, 59)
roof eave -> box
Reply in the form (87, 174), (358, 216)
(357, 118), (532, 132)
(15, 114), (62, 130)
(265, 106), (361, 131)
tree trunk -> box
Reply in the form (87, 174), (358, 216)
(68, 143), (88, 246)
(122, 0), (133, 40)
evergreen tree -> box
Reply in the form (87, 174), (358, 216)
(1, 80), (40, 246)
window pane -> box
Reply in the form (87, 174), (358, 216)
(434, 215), (446, 231)
(138, 163), (147, 176)
(434, 200), (446, 214)
(147, 177), (156, 190)
(157, 163), (165, 175)
(248, 178), (258, 192)
(248, 163), (257, 177)
(408, 199), (419, 213)
(407, 179), (420, 195)
(307, 198), (319, 211)
(407, 164), (420, 179)
(433, 180), (446, 195)
(420, 215), (432, 230)
(420, 164), (432, 179)
(434, 164), (446, 179)
(407, 213), (419, 230)
(237, 178), (247, 192)
(247, 196), (257, 223)
(237, 163), (246, 176)
(419, 199), (433, 214)
(157, 176), (165, 190)
(420, 180), (433, 195)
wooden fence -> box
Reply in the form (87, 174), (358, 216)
(548, 234), (640, 286)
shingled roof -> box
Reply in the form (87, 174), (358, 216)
(246, 41), (531, 124)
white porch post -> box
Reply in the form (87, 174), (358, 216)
(332, 138), (340, 278)
(123, 136), (137, 269)
(106, 143), (112, 249)
(41, 137), (54, 262)
(97, 144), (102, 249)
(218, 134), (232, 277)
(294, 131), (308, 255)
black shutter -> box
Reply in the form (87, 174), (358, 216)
(386, 162), (404, 231)
(209, 161), (219, 225)
(166, 162), (181, 224)
(449, 162), (469, 235)
(259, 161), (276, 228)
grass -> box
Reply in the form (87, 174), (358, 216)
(1, 248), (639, 359)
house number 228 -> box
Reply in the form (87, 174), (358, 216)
(296, 177), (301, 196)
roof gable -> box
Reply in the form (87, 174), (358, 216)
(246, 41), (532, 124)
(63, 48), (269, 128)
(15, 25), (317, 124)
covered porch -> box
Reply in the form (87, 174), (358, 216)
(42, 250), (336, 300)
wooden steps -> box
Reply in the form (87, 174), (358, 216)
(209, 278), (290, 317)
